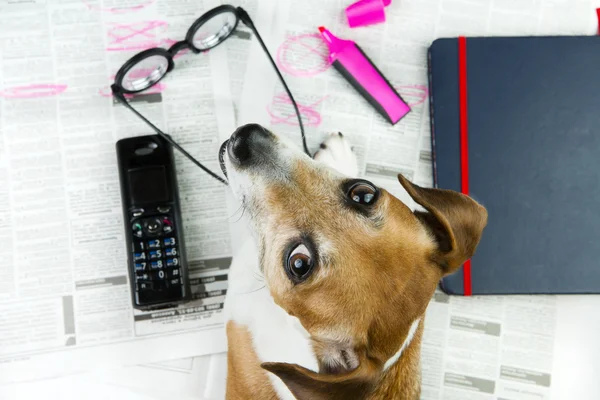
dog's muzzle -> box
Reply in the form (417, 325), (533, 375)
(224, 123), (274, 169)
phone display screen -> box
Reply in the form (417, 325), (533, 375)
(128, 166), (170, 204)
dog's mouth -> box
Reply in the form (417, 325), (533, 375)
(218, 139), (229, 178)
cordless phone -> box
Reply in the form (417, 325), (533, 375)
(116, 134), (191, 310)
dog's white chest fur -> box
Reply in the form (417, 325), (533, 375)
(224, 237), (319, 400)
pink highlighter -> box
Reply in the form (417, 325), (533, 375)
(318, 26), (410, 125)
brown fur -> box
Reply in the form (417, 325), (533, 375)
(226, 321), (279, 399)
(225, 129), (488, 399)
(261, 322), (426, 400)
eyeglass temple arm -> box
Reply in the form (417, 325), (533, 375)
(236, 8), (311, 157)
(111, 86), (228, 185)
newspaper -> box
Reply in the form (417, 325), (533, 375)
(0, 369), (206, 400)
(0, 0), (239, 385)
(2, 0), (600, 398)
(218, 0), (275, 124)
(93, 352), (228, 399)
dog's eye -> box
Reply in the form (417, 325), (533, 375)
(347, 182), (378, 206)
(286, 244), (314, 282)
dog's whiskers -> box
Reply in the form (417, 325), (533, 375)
(233, 205), (246, 223)
(228, 203), (244, 220)
(234, 284), (266, 295)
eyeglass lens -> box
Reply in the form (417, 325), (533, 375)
(191, 10), (237, 50)
(122, 55), (170, 92)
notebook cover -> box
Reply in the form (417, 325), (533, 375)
(427, 36), (600, 295)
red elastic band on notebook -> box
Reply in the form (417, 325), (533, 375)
(596, 8), (600, 35)
(458, 36), (472, 296)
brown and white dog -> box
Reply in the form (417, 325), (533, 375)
(218, 123), (487, 399)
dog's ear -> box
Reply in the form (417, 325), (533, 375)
(398, 174), (488, 274)
(261, 362), (375, 400)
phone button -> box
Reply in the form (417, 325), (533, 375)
(133, 252), (146, 261)
(133, 241), (145, 252)
(169, 268), (180, 278)
(137, 281), (153, 291)
(157, 206), (171, 213)
(136, 272), (150, 280)
(132, 222), (143, 238)
(134, 262), (147, 272)
(144, 217), (162, 234)
(152, 270), (167, 280)
(165, 247), (177, 257)
(166, 258), (179, 267)
(150, 260), (164, 270)
(162, 217), (173, 233)
(149, 249), (162, 260)
(147, 239), (161, 249)
(163, 237), (176, 247)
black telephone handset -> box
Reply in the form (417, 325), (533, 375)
(116, 134), (191, 310)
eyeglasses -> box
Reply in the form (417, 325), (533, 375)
(111, 5), (309, 185)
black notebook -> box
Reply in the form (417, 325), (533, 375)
(427, 35), (600, 295)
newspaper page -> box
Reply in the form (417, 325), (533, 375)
(219, 0), (275, 124)
(235, 0), (599, 400)
(72, 353), (228, 400)
(0, 0), (238, 385)
(0, 371), (205, 400)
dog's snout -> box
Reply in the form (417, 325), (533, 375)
(228, 123), (271, 165)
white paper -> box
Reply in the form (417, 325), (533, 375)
(0, 0), (238, 385)
(0, 375), (205, 400)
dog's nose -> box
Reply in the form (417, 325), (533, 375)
(228, 123), (270, 165)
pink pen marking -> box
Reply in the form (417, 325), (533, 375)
(396, 84), (428, 107)
(276, 33), (331, 77)
(81, 0), (155, 14)
(318, 26), (410, 125)
(0, 84), (68, 99)
(267, 93), (327, 127)
(107, 21), (168, 52)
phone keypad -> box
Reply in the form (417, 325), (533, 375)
(134, 262), (146, 272)
(130, 212), (183, 305)
(166, 257), (178, 267)
(149, 249), (162, 259)
(148, 239), (161, 249)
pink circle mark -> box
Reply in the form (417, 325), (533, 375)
(0, 84), (68, 99)
(81, 0), (155, 14)
(276, 33), (331, 77)
(107, 21), (168, 52)
(396, 84), (429, 107)
(267, 93), (327, 127)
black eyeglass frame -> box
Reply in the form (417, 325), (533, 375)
(110, 5), (310, 185)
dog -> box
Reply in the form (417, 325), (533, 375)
(218, 123), (487, 399)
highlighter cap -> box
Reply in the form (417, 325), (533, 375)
(345, 0), (392, 28)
